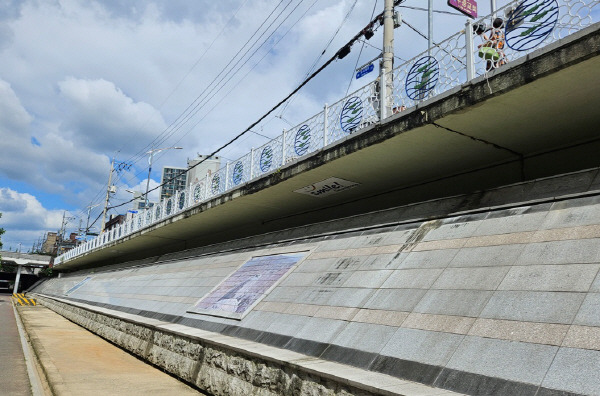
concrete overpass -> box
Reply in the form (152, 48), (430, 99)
(28, 9), (600, 396)
(56, 22), (600, 271)
(1, 251), (51, 293)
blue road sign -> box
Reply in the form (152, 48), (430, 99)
(356, 63), (374, 79)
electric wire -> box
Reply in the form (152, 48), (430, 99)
(357, 39), (407, 62)
(77, 2), (253, 223)
(167, 0), (320, 157)
(279, 0), (359, 116)
(345, 0), (378, 96)
(398, 5), (464, 16)
(402, 19), (466, 66)
(115, 0), (316, 189)
(105, 2), (403, 212)
(123, 1), (293, 167)
(148, 0), (305, 156)
(86, 0), (300, 220)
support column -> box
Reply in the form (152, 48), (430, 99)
(13, 265), (22, 294)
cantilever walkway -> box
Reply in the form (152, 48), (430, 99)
(0, 294), (32, 396)
(16, 302), (202, 395)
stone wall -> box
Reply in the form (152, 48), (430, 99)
(37, 296), (387, 396)
(31, 168), (600, 395)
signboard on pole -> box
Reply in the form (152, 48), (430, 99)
(356, 63), (375, 79)
(448, 0), (478, 18)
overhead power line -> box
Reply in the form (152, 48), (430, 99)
(123, 0), (295, 167)
(80, 2), (254, 218)
(106, 0), (406, 212)
(279, 0), (359, 116)
(113, 0), (319, 190)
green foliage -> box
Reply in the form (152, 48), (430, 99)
(38, 267), (54, 278)
(0, 263), (16, 273)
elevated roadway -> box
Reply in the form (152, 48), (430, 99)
(57, 23), (600, 271)
(28, 22), (600, 396)
(1, 252), (51, 293)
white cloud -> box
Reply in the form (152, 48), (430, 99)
(0, 0), (492, 249)
(58, 77), (167, 154)
(0, 188), (64, 250)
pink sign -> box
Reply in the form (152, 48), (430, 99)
(448, 0), (478, 18)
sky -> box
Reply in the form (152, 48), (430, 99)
(0, 0), (502, 252)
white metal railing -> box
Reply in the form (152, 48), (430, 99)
(56, 0), (599, 266)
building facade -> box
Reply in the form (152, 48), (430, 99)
(160, 166), (188, 201)
(186, 155), (221, 188)
(41, 232), (58, 255)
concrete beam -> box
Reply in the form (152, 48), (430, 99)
(57, 23), (600, 271)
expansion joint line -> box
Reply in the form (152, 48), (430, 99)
(431, 121), (525, 180)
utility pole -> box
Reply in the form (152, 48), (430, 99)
(428, 0), (433, 56)
(57, 212), (66, 255)
(380, 0), (394, 120)
(101, 156), (116, 233)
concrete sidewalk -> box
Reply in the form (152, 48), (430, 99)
(17, 303), (202, 395)
(0, 294), (32, 396)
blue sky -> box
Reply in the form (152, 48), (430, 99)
(0, 0), (504, 251)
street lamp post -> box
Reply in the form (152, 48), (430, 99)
(145, 147), (183, 207)
(85, 203), (101, 237)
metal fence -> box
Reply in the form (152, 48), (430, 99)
(56, 0), (600, 265)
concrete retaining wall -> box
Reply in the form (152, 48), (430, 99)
(36, 295), (449, 396)
(32, 168), (600, 396)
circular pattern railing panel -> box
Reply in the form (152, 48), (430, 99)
(154, 204), (161, 219)
(405, 56), (439, 100)
(232, 162), (244, 185)
(166, 198), (173, 215)
(340, 96), (363, 133)
(146, 210), (152, 223)
(260, 146), (273, 172)
(505, 0), (559, 51)
(178, 192), (186, 210)
(294, 125), (311, 156)
(137, 215), (142, 228)
(211, 175), (221, 195)
(193, 184), (203, 203)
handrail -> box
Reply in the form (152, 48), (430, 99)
(55, 0), (599, 266)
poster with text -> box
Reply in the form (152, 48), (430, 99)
(189, 252), (305, 319)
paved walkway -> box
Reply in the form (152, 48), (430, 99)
(17, 303), (202, 395)
(0, 294), (32, 396)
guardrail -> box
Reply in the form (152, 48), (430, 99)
(56, 0), (599, 265)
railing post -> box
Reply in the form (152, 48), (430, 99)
(204, 173), (210, 198)
(465, 19), (475, 81)
(225, 162), (230, 191)
(250, 148), (255, 179)
(323, 104), (328, 147)
(379, 71), (389, 120)
(281, 129), (287, 166)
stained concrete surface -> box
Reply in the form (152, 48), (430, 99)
(0, 294), (32, 396)
(16, 303), (201, 395)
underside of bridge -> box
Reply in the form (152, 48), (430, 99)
(30, 23), (600, 396)
(56, 23), (600, 271)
